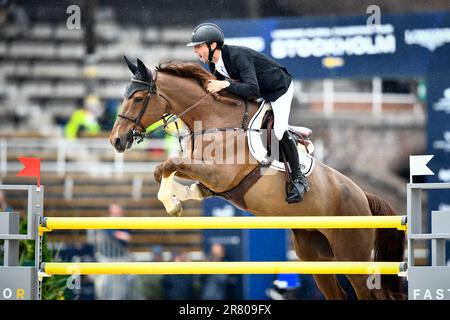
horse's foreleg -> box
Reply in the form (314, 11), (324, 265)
(156, 157), (212, 216)
(157, 171), (183, 216)
(154, 163), (164, 183)
(154, 162), (193, 184)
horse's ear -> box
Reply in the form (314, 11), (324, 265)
(124, 56), (138, 74)
(137, 58), (151, 81)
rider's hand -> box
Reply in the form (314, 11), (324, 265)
(207, 80), (230, 94)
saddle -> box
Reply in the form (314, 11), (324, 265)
(211, 106), (315, 211)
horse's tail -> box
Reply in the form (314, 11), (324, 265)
(365, 192), (406, 300)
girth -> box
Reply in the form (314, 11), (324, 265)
(205, 163), (264, 211)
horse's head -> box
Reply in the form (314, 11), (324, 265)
(109, 57), (169, 152)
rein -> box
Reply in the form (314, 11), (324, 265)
(118, 72), (250, 150)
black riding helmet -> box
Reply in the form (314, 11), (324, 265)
(186, 23), (224, 62)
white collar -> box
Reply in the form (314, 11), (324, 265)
(215, 52), (230, 78)
(216, 52), (225, 67)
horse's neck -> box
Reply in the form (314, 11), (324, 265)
(159, 73), (258, 132)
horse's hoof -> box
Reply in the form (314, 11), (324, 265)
(168, 197), (183, 217)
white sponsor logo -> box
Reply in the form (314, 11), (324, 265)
(433, 131), (450, 152)
(413, 289), (450, 300)
(438, 169), (450, 182)
(433, 88), (450, 114)
(405, 28), (450, 51)
(225, 37), (265, 52)
(212, 204), (235, 217)
(439, 203), (450, 211)
(270, 24), (396, 59)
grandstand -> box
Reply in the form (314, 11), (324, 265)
(0, 0), (427, 132)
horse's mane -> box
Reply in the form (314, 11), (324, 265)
(156, 61), (215, 90)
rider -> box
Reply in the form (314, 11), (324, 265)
(186, 23), (310, 203)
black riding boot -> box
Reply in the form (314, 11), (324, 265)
(280, 131), (310, 203)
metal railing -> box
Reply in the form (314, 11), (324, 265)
(0, 137), (168, 177)
(86, 229), (140, 299)
(294, 78), (425, 116)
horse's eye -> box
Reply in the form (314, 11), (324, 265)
(134, 97), (143, 103)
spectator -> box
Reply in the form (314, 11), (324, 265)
(162, 251), (196, 299)
(0, 0), (10, 26)
(140, 245), (164, 299)
(0, 0), (29, 32)
(267, 274), (324, 300)
(99, 99), (120, 131)
(65, 99), (100, 140)
(105, 203), (131, 247)
(0, 190), (13, 212)
(151, 245), (163, 262)
(200, 243), (231, 300)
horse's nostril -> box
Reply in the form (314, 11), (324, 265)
(115, 138), (121, 148)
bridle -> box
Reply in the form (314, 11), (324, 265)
(118, 73), (186, 144)
(117, 78), (160, 141)
(118, 70), (250, 148)
(118, 75), (211, 145)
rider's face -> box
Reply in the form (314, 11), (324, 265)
(193, 43), (209, 63)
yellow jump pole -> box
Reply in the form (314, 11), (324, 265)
(41, 216), (407, 233)
(42, 261), (406, 276)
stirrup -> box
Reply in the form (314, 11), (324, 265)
(285, 180), (306, 203)
(293, 176), (310, 192)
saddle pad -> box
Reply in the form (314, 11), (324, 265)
(247, 101), (315, 176)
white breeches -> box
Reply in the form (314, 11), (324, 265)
(270, 81), (294, 140)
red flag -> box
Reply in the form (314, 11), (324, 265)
(17, 157), (41, 187)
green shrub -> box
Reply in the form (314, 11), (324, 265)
(19, 219), (70, 300)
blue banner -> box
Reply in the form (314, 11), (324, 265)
(202, 197), (287, 299)
(215, 11), (450, 79)
(427, 71), (450, 214)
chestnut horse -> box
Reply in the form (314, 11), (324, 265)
(109, 58), (405, 300)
